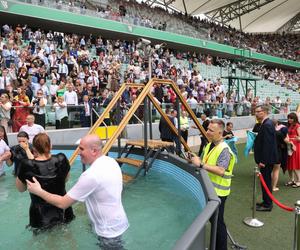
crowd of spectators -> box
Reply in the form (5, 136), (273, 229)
(0, 23), (298, 133)
(75, 0), (300, 61)
(251, 67), (300, 92)
(188, 17), (300, 61)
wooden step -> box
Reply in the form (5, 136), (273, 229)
(126, 140), (174, 149)
(116, 157), (143, 168)
(122, 174), (134, 183)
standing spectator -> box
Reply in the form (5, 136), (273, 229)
(12, 87), (31, 132)
(254, 105), (278, 212)
(198, 113), (210, 156)
(63, 83), (78, 127)
(159, 108), (175, 152)
(0, 125), (11, 177)
(180, 110), (189, 143)
(186, 94), (198, 114)
(26, 135), (129, 248)
(191, 119), (235, 250)
(80, 95), (92, 127)
(0, 68), (11, 92)
(283, 98), (291, 115)
(272, 120), (288, 191)
(286, 113), (300, 187)
(63, 83), (78, 106)
(223, 122), (234, 140)
(49, 78), (59, 103)
(273, 96), (282, 114)
(31, 89), (47, 128)
(19, 114), (44, 143)
(49, 51), (58, 72)
(58, 59), (68, 81)
(53, 96), (69, 129)
(0, 93), (12, 132)
(87, 71), (99, 97)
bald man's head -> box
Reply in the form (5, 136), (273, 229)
(79, 135), (103, 165)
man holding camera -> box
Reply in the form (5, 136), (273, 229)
(31, 90), (47, 128)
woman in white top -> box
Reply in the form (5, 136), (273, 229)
(0, 93), (12, 133)
(53, 96), (69, 129)
(0, 125), (12, 177)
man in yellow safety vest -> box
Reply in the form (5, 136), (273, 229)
(192, 119), (235, 250)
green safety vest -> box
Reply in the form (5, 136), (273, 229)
(203, 142), (235, 197)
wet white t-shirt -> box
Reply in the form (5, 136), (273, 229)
(68, 155), (129, 238)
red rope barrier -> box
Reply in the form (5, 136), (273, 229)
(258, 172), (294, 212)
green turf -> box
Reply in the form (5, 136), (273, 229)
(225, 143), (297, 250)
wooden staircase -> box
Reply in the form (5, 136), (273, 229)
(69, 79), (208, 183)
(116, 140), (174, 182)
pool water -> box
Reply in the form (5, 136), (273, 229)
(0, 150), (204, 250)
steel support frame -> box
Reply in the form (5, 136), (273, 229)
(277, 12), (300, 33)
(206, 0), (274, 24)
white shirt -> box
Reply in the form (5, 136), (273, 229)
(58, 63), (69, 75)
(68, 155), (129, 238)
(0, 139), (10, 175)
(63, 91), (78, 105)
(50, 84), (59, 96)
(87, 76), (99, 87)
(19, 124), (45, 143)
(83, 101), (90, 116)
(53, 101), (68, 121)
(0, 76), (12, 89)
(0, 102), (12, 119)
(187, 97), (198, 110)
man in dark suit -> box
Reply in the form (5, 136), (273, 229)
(80, 95), (92, 127)
(159, 108), (176, 153)
(254, 105), (278, 211)
(198, 113), (210, 156)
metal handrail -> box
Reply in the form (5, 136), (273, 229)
(123, 106), (144, 124)
(91, 107), (109, 140)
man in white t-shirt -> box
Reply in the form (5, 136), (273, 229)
(26, 135), (129, 249)
(19, 115), (45, 143)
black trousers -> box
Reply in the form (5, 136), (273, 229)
(55, 117), (69, 129)
(216, 196), (228, 250)
(260, 164), (273, 207)
(181, 130), (188, 144)
(81, 115), (91, 127)
(34, 113), (45, 128)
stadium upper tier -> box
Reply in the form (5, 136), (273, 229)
(0, 0), (299, 69)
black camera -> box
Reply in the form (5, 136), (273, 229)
(33, 98), (40, 112)
(33, 98), (40, 105)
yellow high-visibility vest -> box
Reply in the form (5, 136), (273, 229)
(180, 116), (189, 130)
(203, 142), (235, 197)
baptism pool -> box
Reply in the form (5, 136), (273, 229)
(0, 149), (211, 250)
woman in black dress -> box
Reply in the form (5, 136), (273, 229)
(16, 133), (75, 230)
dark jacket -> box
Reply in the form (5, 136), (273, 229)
(254, 118), (278, 165)
(159, 115), (175, 141)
